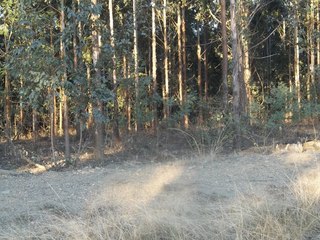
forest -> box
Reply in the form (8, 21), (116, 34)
(2, 1), (320, 239)
(0, 0), (320, 160)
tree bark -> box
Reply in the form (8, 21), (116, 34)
(294, 2), (301, 108)
(151, 0), (158, 132)
(133, 0), (142, 131)
(123, 56), (132, 132)
(109, 0), (121, 144)
(181, 6), (189, 128)
(60, 0), (71, 160)
(231, 0), (241, 149)
(91, 0), (104, 160)
(4, 70), (11, 141)
(197, 22), (203, 124)
(203, 26), (209, 103)
(220, 0), (228, 110)
(163, 0), (170, 119)
(240, 2), (251, 117)
(317, 0), (320, 97)
(309, 0), (316, 101)
(177, 5), (183, 124)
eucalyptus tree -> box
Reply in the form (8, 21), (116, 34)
(60, 0), (71, 160)
(293, 0), (301, 107)
(133, 0), (141, 131)
(91, 0), (104, 159)
(0, 0), (18, 141)
(163, 0), (170, 119)
(108, 0), (121, 143)
(151, 0), (158, 131)
(220, 0), (228, 110)
(230, 0), (242, 148)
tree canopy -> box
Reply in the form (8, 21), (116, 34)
(0, 0), (319, 158)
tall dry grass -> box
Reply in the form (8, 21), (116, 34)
(2, 163), (320, 239)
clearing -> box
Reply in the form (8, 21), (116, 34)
(1, 145), (320, 239)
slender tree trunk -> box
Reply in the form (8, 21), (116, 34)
(203, 26), (208, 103)
(3, 15), (12, 143)
(123, 56), (132, 132)
(310, 0), (316, 101)
(72, 0), (81, 140)
(133, 0), (142, 131)
(49, 87), (55, 158)
(231, 0), (241, 149)
(4, 70), (11, 141)
(197, 22), (203, 124)
(181, 6), (189, 128)
(151, 0), (158, 132)
(49, 27), (55, 158)
(220, 0), (228, 110)
(163, 0), (170, 119)
(19, 78), (24, 139)
(60, 0), (71, 160)
(91, 0), (104, 160)
(32, 109), (37, 141)
(177, 5), (183, 126)
(86, 63), (93, 129)
(109, 0), (121, 144)
(294, 3), (301, 108)
(54, 91), (58, 136)
(317, 0), (320, 97)
(239, 1), (250, 118)
(59, 92), (63, 136)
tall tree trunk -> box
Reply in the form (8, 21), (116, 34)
(72, 0), (81, 140)
(54, 91), (58, 136)
(91, 0), (104, 159)
(230, 0), (241, 149)
(197, 22), (203, 124)
(133, 0), (142, 131)
(86, 63), (94, 129)
(177, 5), (183, 126)
(317, 0), (320, 97)
(307, 1), (311, 101)
(151, 0), (158, 132)
(123, 56), (132, 132)
(49, 27), (55, 158)
(19, 78), (24, 139)
(181, 6), (189, 128)
(60, 0), (71, 160)
(220, 0), (228, 110)
(59, 93), (63, 136)
(163, 0), (170, 119)
(203, 26), (209, 103)
(294, 2), (301, 108)
(4, 70), (11, 141)
(309, 0), (316, 101)
(109, 0), (121, 144)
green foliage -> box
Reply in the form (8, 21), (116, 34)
(264, 82), (297, 129)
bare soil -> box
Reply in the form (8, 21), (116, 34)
(1, 130), (320, 238)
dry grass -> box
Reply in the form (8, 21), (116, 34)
(228, 168), (320, 240)
(2, 157), (320, 240)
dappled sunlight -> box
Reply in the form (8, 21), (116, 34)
(103, 144), (124, 155)
(280, 152), (319, 166)
(90, 163), (184, 210)
(79, 152), (95, 162)
(78, 145), (124, 164)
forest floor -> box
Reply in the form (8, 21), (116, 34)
(1, 128), (320, 239)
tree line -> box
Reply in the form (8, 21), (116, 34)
(0, 0), (319, 159)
